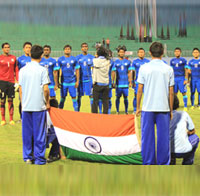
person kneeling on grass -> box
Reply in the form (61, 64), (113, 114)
(170, 95), (199, 165)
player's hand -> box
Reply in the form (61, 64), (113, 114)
(112, 83), (116, 89)
(135, 109), (141, 117)
(14, 83), (19, 92)
(183, 80), (188, 85)
(75, 82), (79, 88)
(54, 85), (58, 91)
(129, 82), (132, 88)
(132, 83), (136, 88)
(46, 103), (50, 110)
(58, 84), (61, 88)
(170, 111), (173, 120)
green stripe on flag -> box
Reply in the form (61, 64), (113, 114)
(61, 146), (143, 165)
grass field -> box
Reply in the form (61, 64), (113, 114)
(0, 86), (200, 196)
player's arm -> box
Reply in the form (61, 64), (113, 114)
(75, 68), (80, 88)
(169, 86), (174, 120)
(128, 70), (132, 88)
(188, 129), (195, 135)
(184, 59), (189, 84)
(136, 83), (143, 117)
(111, 63), (116, 88)
(53, 70), (58, 90)
(44, 84), (50, 109)
(19, 86), (22, 103)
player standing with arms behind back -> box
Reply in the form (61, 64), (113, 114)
(170, 47), (189, 111)
(76, 43), (94, 111)
(0, 43), (18, 125)
(188, 48), (200, 109)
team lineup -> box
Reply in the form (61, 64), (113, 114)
(0, 42), (200, 125)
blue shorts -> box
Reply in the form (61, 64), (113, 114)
(48, 85), (56, 97)
(78, 81), (93, 96)
(190, 79), (200, 93)
(174, 78), (187, 94)
(61, 85), (77, 98)
(116, 88), (129, 97)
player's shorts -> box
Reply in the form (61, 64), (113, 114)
(60, 84), (77, 98)
(174, 78), (187, 94)
(48, 85), (56, 97)
(78, 81), (93, 96)
(0, 80), (15, 99)
(190, 79), (200, 93)
(116, 87), (129, 97)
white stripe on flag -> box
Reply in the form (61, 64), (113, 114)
(55, 127), (141, 156)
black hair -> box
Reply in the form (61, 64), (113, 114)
(117, 45), (127, 53)
(63, 45), (72, 50)
(149, 42), (164, 57)
(2, 42), (10, 48)
(23, 42), (32, 48)
(108, 49), (113, 58)
(81, 43), (88, 47)
(174, 47), (182, 52)
(31, 45), (43, 59)
(173, 95), (179, 110)
(50, 99), (58, 108)
(43, 45), (51, 51)
(193, 48), (200, 52)
(138, 48), (145, 52)
(97, 46), (109, 59)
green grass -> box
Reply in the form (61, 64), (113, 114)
(0, 88), (200, 196)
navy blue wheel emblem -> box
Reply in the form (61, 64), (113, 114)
(84, 137), (102, 154)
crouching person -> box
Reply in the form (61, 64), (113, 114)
(19, 45), (50, 165)
(170, 95), (199, 165)
(46, 99), (61, 163)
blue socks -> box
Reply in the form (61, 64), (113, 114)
(133, 95), (137, 112)
(98, 99), (102, 114)
(183, 95), (188, 108)
(116, 97), (120, 113)
(191, 93), (195, 106)
(108, 99), (112, 114)
(72, 99), (78, 111)
(59, 97), (65, 109)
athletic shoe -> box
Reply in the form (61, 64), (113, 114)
(191, 106), (195, 110)
(25, 159), (32, 164)
(1, 121), (6, 126)
(47, 154), (61, 163)
(9, 120), (15, 125)
(183, 107), (188, 111)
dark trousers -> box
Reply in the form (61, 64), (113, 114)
(92, 84), (109, 114)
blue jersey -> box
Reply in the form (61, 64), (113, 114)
(76, 54), (94, 82)
(109, 59), (115, 88)
(57, 56), (79, 84)
(188, 58), (200, 80)
(132, 58), (150, 80)
(113, 58), (132, 88)
(40, 57), (58, 86)
(170, 57), (187, 78)
(17, 55), (31, 70)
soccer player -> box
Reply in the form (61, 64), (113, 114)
(113, 46), (132, 114)
(136, 42), (174, 165)
(170, 47), (189, 111)
(0, 43), (18, 125)
(40, 45), (59, 100)
(188, 48), (200, 109)
(76, 43), (94, 111)
(132, 48), (150, 112)
(17, 42), (32, 118)
(58, 45), (79, 111)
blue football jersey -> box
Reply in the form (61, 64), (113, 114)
(40, 57), (58, 86)
(188, 59), (200, 80)
(170, 57), (187, 78)
(76, 54), (94, 82)
(113, 58), (132, 88)
(17, 55), (31, 70)
(132, 58), (150, 80)
(109, 59), (115, 88)
(57, 56), (79, 84)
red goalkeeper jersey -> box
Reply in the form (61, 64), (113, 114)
(0, 54), (18, 83)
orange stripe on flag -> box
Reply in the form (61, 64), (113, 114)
(49, 107), (135, 137)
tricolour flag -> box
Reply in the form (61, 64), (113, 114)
(49, 108), (142, 165)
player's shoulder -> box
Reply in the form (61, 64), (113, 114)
(58, 56), (64, 61)
(9, 55), (16, 60)
(144, 58), (150, 62)
(49, 57), (56, 62)
(18, 55), (25, 60)
(87, 54), (94, 58)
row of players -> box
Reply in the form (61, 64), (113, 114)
(0, 42), (200, 125)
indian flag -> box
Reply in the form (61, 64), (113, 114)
(49, 108), (142, 165)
